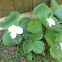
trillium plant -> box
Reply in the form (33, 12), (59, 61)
(8, 25), (23, 39)
(0, 0), (62, 61)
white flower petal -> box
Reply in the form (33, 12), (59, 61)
(46, 18), (56, 27)
(52, 21), (56, 25)
(8, 26), (12, 32)
(8, 25), (23, 39)
(10, 32), (17, 39)
(49, 23), (52, 27)
(60, 43), (62, 50)
(15, 26), (23, 34)
(50, 19), (56, 25)
(8, 25), (15, 32)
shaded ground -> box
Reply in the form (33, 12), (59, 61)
(0, 31), (56, 62)
(0, 42), (56, 62)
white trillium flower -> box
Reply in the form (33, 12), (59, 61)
(8, 25), (23, 39)
(60, 43), (62, 50)
(46, 18), (56, 27)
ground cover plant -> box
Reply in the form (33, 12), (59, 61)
(0, 0), (62, 62)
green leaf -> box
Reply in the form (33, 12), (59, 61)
(50, 44), (62, 60)
(2, 31), (22, 46)
(22, 30), (33, 38)
(53, 32), (62, 60)
(50, 47), (56, 59)
(30, 32), (43, 41)
(45, 32), (62, 60)
(45, 33), (56, 47)
(3, 31), (14, 46)
(14, 35), (22, 44)
(0, 11), (19, 28)
(51, 0), (58, 12)
(51, 0), (62, 22)
(32, 41), (45, 54)
(19, 17), (31, 29)
(27, 18), (42, 34)
(42, 19), (49, 27)
(23, 40), (45, 54)
(23, 40), (33, 54)
(57, 32), (62, 40)
(47, 32), (62, 60)
(53, 6), (62, 22)
(26, 53), (32, 61)
(33, 3), (50, 19)
(55, 32), (62, 43)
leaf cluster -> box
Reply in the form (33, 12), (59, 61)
(0, 0), (62, 61)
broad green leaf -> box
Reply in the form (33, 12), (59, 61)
(19, 17), (31, 29)
(57, 32), (62, 40)
(50, 44), (62, 60)
(32, 41), (45, 54)
(51, 0), (58, 12)
(2, 31), (22, 46)
(45, 32), (62, 60)
(45, 33), (56, 47)
(26, 53), (32, 61)
(14, 35), (22, 44)
(51, 0), (62, 22)
(22, 30), (33, 38)
(30, 32), (43, 41)
(33, 3), (50, 19)
(23, 40), (45, 54)
(53, 6), (62, 22)
(53, 32), (62, 60)
(42, 19), (49, 27)
(50, 47), (56, 59)
(27, 18), (42, 34)
(48, 12), (52, 18)
(55, 32), (62, 43)
(3, 31), (14, 46)
(23, 40), (33, 54)
(49, 32), (62, 60)
(0, 11), (19, 28)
